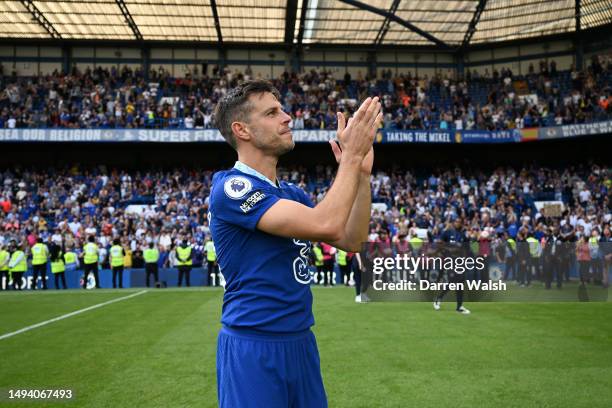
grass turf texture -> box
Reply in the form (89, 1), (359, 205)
(0, 287), (611, 408)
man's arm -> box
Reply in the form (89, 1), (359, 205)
(327, 173), (370, 251)
(324, 134), (375, 250)
(256, 155), (363, 246)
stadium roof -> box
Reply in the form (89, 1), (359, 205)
(0, 0), (610, 47)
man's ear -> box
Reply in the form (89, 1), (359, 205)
(231, 121), (251, 143)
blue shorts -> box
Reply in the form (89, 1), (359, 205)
(217, 326), (327, 408)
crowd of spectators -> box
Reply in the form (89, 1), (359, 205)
(366, 163), (610, 243)
(0, 163), (610, 271)
(0, 53), (610, 131)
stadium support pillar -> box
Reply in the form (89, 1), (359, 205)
(456, 53), (465, 79)
(290, 47), (301, 73)
(575, 39), (584, 71)
(575, 0), (584, 70)
(143, 47), (150, 81)
(367, 51), (377, 79)
(62, 45), (71, 75)
(218, 48), (227, 71)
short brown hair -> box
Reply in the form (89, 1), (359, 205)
(213, 80), (281, 149)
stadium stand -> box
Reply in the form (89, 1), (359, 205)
(0, 160), (609, 276)
(1, 53), (610, 131)
(0, 1), (609, 290)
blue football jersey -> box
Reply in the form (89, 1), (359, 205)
(209, 162), (315, 333)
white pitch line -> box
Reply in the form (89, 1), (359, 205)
(0, 290), (148, 341)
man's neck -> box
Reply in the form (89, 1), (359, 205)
(237, 153), (278, 185)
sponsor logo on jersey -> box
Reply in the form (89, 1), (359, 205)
(240, 191), (266, 213)
(224, 176), (252, 199)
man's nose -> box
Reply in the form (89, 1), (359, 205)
(281, 110), (291, 123)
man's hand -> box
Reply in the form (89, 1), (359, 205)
(330, 142), (373, 175)
(331, 97), (382, 174)
(335, 97), (382, 161)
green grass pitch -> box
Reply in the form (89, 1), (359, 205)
(1, 287), (611, 407)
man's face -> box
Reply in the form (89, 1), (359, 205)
(244, 92), (294, 156)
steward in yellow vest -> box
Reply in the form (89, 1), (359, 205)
(49, 242), (67, 290)
(82, 236), (101, 289)
(31, 238), (49, 290)
(176, 240), (193, 287)
(204, 238), (219, 286)
(0, 243), (10, 291)
(507, 237), (517, 254)
(64, 248), (79, 272)
(312, 243), (324, 285)
(588, 235), (600, 259)
(109, 239), (125, 289)
(526, 236), (540, 258)
(312, 245), (324, 267)
(336, 250), (348, 266)
(526, 235), (542, 281)
(143, 242), (159, 288)
(409, 236), (424, 255)
(8, 241), (27, 290)
(504, 235), (517, 281)
(205, 239), (217, 262)
(336, 249), (352, 286)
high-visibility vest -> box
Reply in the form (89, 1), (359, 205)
(336, 250), (348, 266)
(470, 240), (479, 255)
(312, 246), (324, 266)
(409, 237), (424, 252)
(110, 245), (124, 267)
(0, 249), (9, 271)
(205, 241), (216, 262)
(588, 237), (600, 258)
(64, 251), (77, 265)
(123, 249), (132, 268)
(143, 248), (159, 264)
(31, 243), (48, 265)
(83, 242), (99, 265)
(176, 246), (192, 266)
(527, 237), (540, 258)
(507, 238), (516, 252)
(9, 251), (27, 273)
(51, 251), (65, 274)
